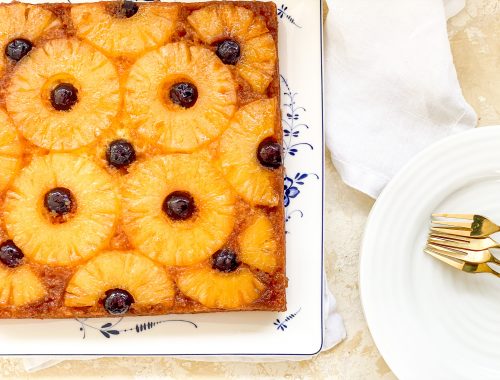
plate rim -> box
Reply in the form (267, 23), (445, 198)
(359, 125), (500, 378)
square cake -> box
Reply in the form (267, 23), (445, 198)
(0, 1), (285, 318)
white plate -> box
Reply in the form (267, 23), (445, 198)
(360, 126), (500, 380)
(0, 0), (325, 356)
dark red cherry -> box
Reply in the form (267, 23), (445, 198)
(163, 191), (195, 221)
(50, 83), (78, 111)
(169, 82), (198, 108)
(0, 240), (24, 268)
(44, 187), (74, 215)
(257, 137), (282, 169)
(5, 38), (32, 61)
(106, 139), (136, 169)
(212, 249), (240, 273)
(216, 40), (241, 65)
(116, 1), (139, 18)
(103, 288), (134, 315)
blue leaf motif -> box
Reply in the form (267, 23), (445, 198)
(273, 309), (301, 331)
(277, 4), (288, 19)
(281, 76), (311, 163)
(277, 4), (301, 28)
(280, 77), (319, 231)
(75, 318), (197, 339)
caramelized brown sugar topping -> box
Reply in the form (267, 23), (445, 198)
(0, 1), (285, 318)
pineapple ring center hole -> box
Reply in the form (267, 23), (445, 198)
(43, 187), (77, 224)
(42, 75), (81, 112)
(163, 79), (198, 110)
(162, 191), (196, 221)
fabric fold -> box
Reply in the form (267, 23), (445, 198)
(325, 0), (476, 198)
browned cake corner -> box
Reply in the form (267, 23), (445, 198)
(0, 1), (285, 319)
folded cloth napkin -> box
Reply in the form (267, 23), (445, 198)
(325, 0), (477, 198)
(22, 278), (345, 372)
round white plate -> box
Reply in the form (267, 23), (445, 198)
(360, 126), (500, 380)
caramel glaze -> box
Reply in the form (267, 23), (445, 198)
(0, 1), (286, 319)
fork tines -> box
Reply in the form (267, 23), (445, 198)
(431, 213), (474, 229)
(431, 213), (475, 220)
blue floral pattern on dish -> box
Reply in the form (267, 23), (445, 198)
(281, 75), (319, 227)
(277, 4), (301, 28)
(277, 73), (318, 330)
(284, 172), (319, 209)
(284, 176), (300, 207)
(281, 75), (313, 159)
(274, 308), (301, 331)
(76, 317), (197, 339)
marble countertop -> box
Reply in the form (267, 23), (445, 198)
(1, 0), (499, 378)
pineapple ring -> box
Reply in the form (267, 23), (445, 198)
(0, 265), (46, 307)
(65, 251), (175, 308)
(238, 213), (279, 274)
(177, 265), (265, 309)
(0, 4), (60, 74)
(71, 3), (179, 58)
(6, 38), (120, 151)
(125, 42), (237, 153)
(187, 4), (277, 93)
(0, 109), (22, 193)
(122, 154), (236, 266)
(4, 154), (119, 266)
(218, 98), (280, 206)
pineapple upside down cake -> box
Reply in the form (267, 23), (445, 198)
(0, 1), (286, 318)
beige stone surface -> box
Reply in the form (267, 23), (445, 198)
(449, 0), (500, 127)
(0, 0), (498, 378)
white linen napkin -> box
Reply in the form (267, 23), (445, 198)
(325, 0), (477, 198)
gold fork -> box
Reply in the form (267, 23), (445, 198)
(425, 247), (500, 277)
(431, 213), (500, 238)
(428, 233), (500, 251)
(425, 243), (500, 265)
